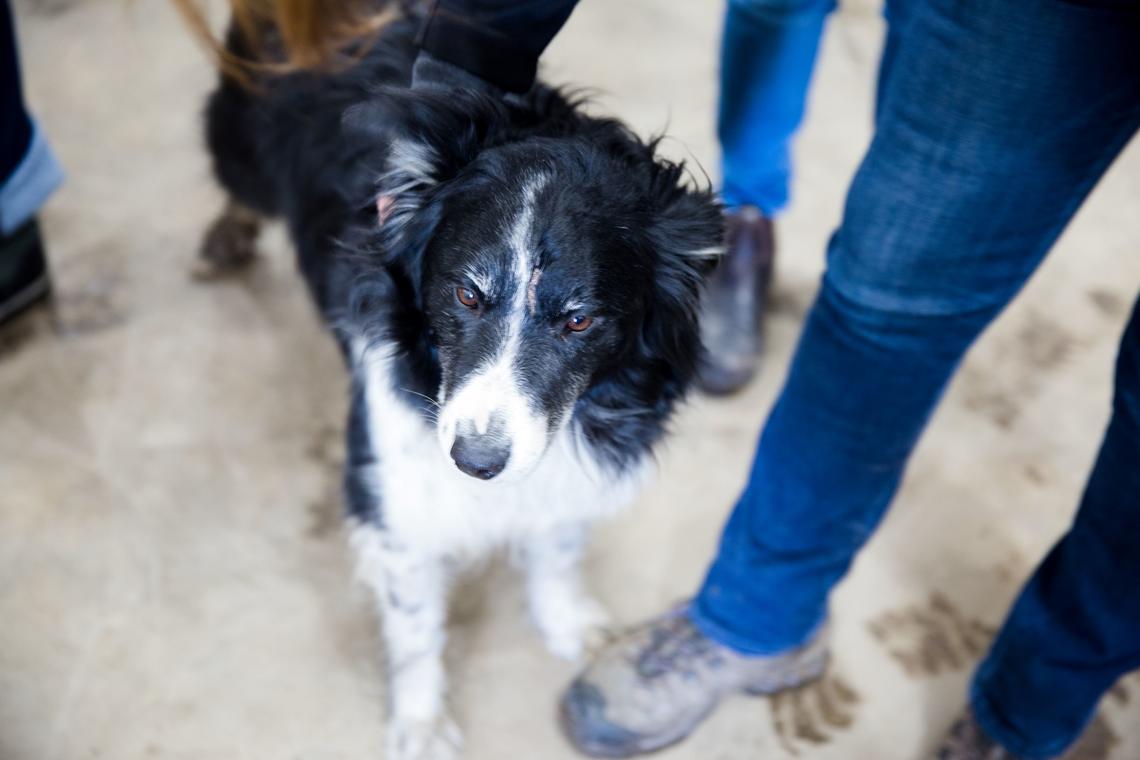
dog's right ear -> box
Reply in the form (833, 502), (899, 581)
(342, 88), (512, 247)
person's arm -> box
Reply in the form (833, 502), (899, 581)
(414, 0), (581, 94)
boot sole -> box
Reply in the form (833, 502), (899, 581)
(558, 697), (718, 759)
(0, 272), (50, 326)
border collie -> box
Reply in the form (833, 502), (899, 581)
(200, 13), (721, 760)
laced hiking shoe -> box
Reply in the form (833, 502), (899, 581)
(697, 206), (775, 396)
(559, 605), (828, 758)
(934, 709), (1022, 760)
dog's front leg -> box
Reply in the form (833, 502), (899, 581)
(516, 523), (612, 662)
(193, 200), (262, 280)
(352, 526), (460, 760)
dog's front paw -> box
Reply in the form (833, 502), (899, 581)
(538, 594), (614, 662)
(193, 206), (260, 280)
(386, 714), (462, 760)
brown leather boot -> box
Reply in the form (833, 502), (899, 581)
(697, 206), (775, 395)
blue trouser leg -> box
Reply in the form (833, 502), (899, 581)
(971, 299), (1140, 758)
(0, 0), (62, 235)
(718, 0), (834, 215)
(692, 0), (1140, 753)
(1, 0), (32, 183)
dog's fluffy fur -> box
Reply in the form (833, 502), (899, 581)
(202, 14), (721, 760)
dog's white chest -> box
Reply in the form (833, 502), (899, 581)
(356, 347), (648, 556)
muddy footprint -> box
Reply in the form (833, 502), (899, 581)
(768, 673), (861, 756)
(867, 592), (996, 678)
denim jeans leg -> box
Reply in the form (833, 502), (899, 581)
(0, 0), (62, 235)
(718, 0), (834, 215)
(874, 0), (912, 124)
(691, 0), (1140, 663)
(1, 0), (32, 183)
(971, 296), (1140, 759)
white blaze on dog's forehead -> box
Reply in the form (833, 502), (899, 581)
(509, 174), (548, 292)
(526, 267), (543, 315)
(507, 173), (549, 320)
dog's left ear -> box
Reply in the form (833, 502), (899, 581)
(636, 162), (724, 378)
(343, 88), (512, 249)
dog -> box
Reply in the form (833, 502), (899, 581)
(200, 12), (722, 760)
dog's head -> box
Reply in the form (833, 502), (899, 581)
(344, 88), (722, 482)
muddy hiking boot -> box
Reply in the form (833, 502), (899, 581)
(0, 218), (50, 327)
(559, 605), (829, 758)
(698, 205), (776, 396)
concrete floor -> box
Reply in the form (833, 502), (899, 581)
(3, 1), (1139, 758)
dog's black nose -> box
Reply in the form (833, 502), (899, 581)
(450, 434), (510, 480)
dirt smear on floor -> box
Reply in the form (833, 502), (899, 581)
(305, 423), (344, 540)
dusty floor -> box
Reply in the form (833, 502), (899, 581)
(3, 1), (1140, 759)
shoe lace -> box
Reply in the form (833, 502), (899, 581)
(635, 611), (722, 680)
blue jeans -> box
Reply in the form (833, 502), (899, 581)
(718, 0), (834, 215)
(694, 0), (1140, 757)
(1, 0), (62, 234)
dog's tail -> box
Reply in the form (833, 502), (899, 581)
(174, 0), (405, 86)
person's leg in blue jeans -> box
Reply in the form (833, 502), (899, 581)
(966, 299), (1140, 757)
(702, 0), (835, 395)
(562, 0), (1140, 756)
(719, 0), (833, 216)
(0, 0), (31, 186)
(691, 0), (1140, 653)
(1, 0), (62, 324)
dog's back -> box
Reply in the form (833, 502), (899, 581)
(203, 18), (419, 309)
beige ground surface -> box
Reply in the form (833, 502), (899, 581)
(2, 1), (1139, 758)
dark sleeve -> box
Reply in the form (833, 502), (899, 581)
(415, 0), (581, 94)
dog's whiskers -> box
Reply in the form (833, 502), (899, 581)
(400, 388), (442, 411)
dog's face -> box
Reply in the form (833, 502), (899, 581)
(425, 151), (657, 481)
(347, 92), (722, 482)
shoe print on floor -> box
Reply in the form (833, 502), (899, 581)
(870, 592), (1137, 760)
(767, 672), (861, 757)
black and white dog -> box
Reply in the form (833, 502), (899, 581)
(201, 13), (721, 760)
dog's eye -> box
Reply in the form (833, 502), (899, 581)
(566, 315), (594, 333)
(456, 287), (479, 309)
